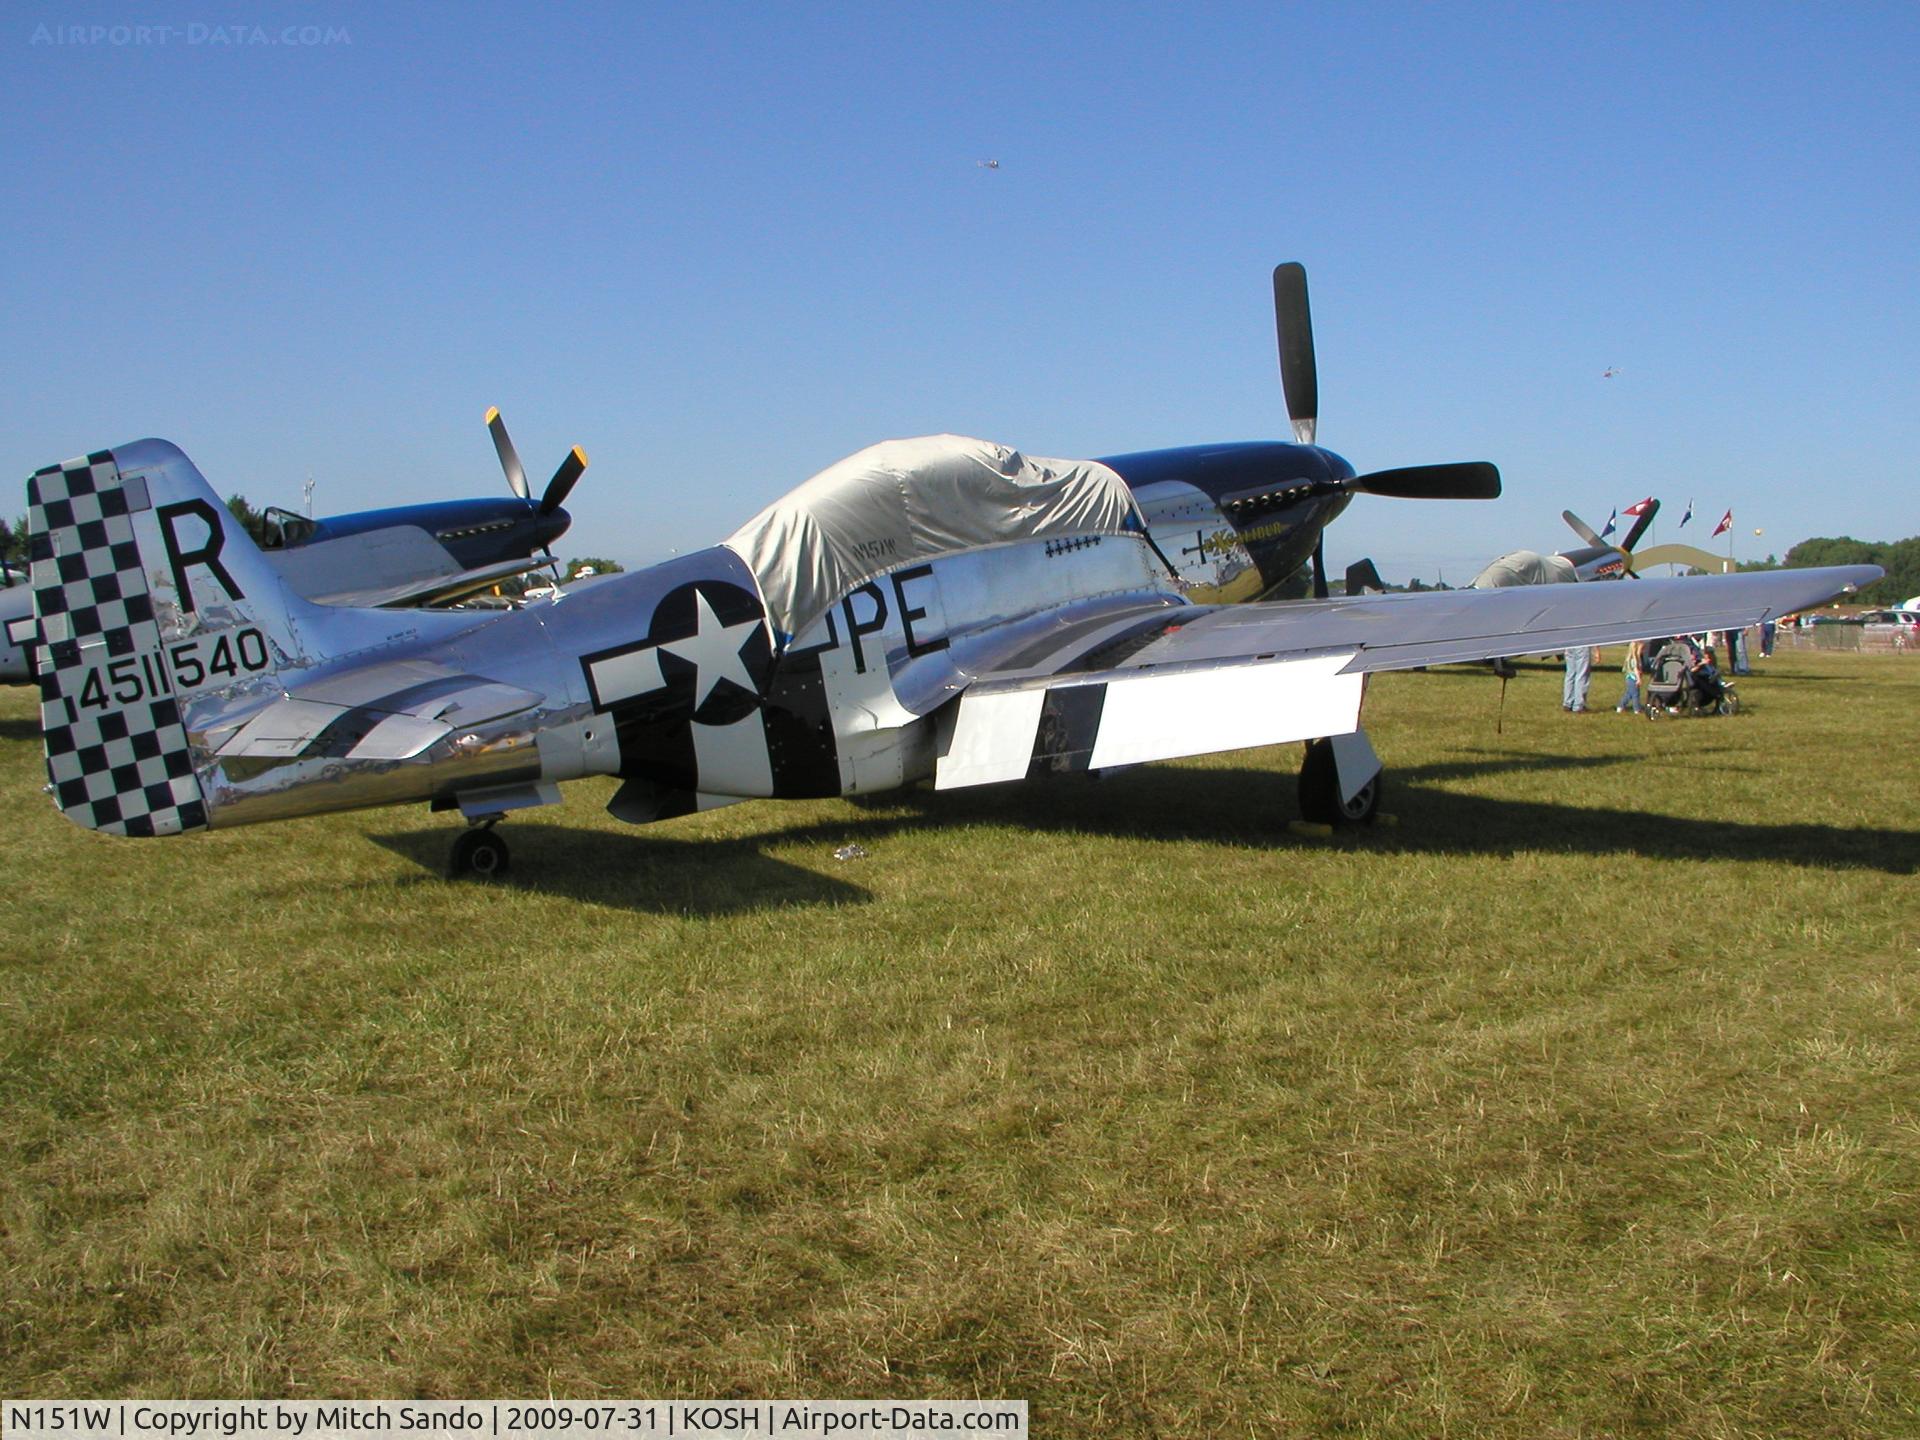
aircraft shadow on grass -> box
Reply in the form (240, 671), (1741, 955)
(373, 752), (1913, 911)
(1389, 750), (1642, 784)
(369, 823), (872, 916)
(1400, 745), (1780, 783)
(0, 717), (41, 743)
(854, 766), (1918, 875)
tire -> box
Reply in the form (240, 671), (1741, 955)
(1718, 693), (1739, 717)
(1298, 738), (1381, 826)
(450, 827), (510, 880)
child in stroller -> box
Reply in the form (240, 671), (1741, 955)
(1641, 638), (1740, 717)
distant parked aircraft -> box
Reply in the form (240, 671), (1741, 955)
(2, 408), (584, 681)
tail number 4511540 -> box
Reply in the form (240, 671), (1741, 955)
(72, 626), (272, 714)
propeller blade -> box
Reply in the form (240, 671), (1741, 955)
(1273, 262), (1318, 446)
(1562, 509), (1607, 549)
(540, 446), (587, 514)
(1311, 533), (1329, 600)
(486, 406), (531, 500)
(1620, 499), (1660, 553)
(1351, 462), (1501, 500)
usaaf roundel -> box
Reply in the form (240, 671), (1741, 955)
(580, 578), (774, 729)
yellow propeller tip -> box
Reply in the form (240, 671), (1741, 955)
(484, 406), (501, 424)
(571, 446), (588, 465)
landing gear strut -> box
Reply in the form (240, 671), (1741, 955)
(450, 820), (510, 880)
(1298, 736), (1382, 827)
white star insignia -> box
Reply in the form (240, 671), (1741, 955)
(661, 589), (761, 711)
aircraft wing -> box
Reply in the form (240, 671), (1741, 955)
(264, 529), (555, 608)
(931, 563), (1878, 788)
(320, 556), (557, 609)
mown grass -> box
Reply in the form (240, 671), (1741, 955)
(2, 649), (1916, 1436)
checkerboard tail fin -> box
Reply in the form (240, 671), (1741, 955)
(26, 440), (308, 836)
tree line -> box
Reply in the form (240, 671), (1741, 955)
(1742, 537), (1920, 606)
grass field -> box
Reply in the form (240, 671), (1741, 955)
(3, 649), (1916, 1436)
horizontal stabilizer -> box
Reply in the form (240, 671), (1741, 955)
(211, 669), (543, 760)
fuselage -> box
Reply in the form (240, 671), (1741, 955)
(197, 440), (1360, 830)
(200, 530), (1180, 830)
(262, 496), (572, 572)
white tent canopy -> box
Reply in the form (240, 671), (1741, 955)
(1470, 550), (1578, 589)
(725, 435), (1144, 641)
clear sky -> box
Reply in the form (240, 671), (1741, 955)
(4, 2), (1916, 580)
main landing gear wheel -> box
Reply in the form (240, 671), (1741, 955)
(1297, 737), (1380, 827)
(450, 825), (510, 880)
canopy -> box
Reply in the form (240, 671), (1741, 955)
(725, 435), (1143, 641)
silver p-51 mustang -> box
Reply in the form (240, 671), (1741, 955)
(22, 428), (1876, 876)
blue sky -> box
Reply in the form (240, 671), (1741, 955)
(4, 2), (1915, 579)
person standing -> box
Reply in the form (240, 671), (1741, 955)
(1617, 639), (1643, 713)
(1563, 645), (1593, 712)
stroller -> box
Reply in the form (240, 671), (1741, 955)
(1642, 639), (1739, 718)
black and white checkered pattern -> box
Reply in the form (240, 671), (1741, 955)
(29, 450), (208, 837)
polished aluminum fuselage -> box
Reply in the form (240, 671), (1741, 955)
(195, 530), (1178, 829)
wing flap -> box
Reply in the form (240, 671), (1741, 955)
(1088, 653), (1361, 768)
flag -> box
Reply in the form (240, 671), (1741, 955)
(1623, 496), (1655, 517)
(1679, 499), (1693, 528)
(1600, 508), (1617, 538)
(1712, 508), (1733, 537)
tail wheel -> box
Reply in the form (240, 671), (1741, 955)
(451, 826), (510, 880)
(1298, 738), (1381, 826)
